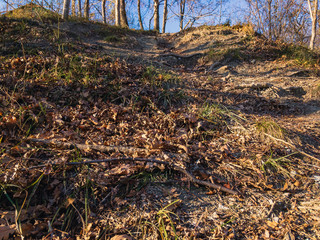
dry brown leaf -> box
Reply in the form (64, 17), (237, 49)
(164, 199), (182, 212)
(282, 181), (288, 191)
(0, 210), (28, 223)
(294, 180), (300, 187)
(110, 234), (133, 240)
(266, 220), (278, 229)
(0, 211), (15, 223)
(66, 198), (75, 207)
(0, 225), (15, 240)
(21, 222), (34, 236)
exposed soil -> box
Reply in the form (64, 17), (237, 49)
(0, 10), (320, 239)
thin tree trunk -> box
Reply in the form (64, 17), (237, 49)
(71, 0), (76, 16)
(115, 0), (120, 26)
(78, 0), (82, 17)
(179, 0), (185, 31)
(267, 0), (272, 40)
(308, 0), (318, 49)
(120, 0), (129, 27)
(102, 0), (107, 23)
(162, 0), (168, 33)
(84, 0), (89, 20)
(62, 0), (71, 20)
(153, 0), (159, 32)
(138, 0), (144, 30)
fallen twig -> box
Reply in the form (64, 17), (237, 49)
(28, 157), (238, 195)
(160, 52), (203, 59)
(28, 138), (187, 159)
(29, 138), (147, 154)
(263, 133), (320, 162)
(266, 201), (276, 218)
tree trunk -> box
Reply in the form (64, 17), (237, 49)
(62, 0), (71, 20)
(137, 0), (144, 30)
(102, 0), (107, 23)
(78, 0), (82, 17)
(179, 0), (185, 31)
(308, 0), (318, 49)
(267, 0), (272, 40)
(162, 0), (168, 33)
(153, 0), (159, 32)
(84, 0), (89, 20)
(120, 0), (129, 27)
(71, 0), (76, 16)
(115, 0), (120, 26)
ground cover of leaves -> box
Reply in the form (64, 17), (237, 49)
(1, 7), (320, 240)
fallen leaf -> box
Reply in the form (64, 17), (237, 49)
(282, 181), (288, 191)
(266, 220), (278, 229)
(0, 225), (15, 240)
(21, 222), (34, 237)
(110, 234), (133, 240)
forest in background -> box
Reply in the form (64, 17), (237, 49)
(1, 0), (320, 49)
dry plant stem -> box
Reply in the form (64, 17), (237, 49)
(263, 133), (320, 162)
(29, 138), (147, 154)
(28, 139), (237, 193)
(160, 52), (204, 59)
(266, 201), (276, 218)
(29, 157), (238, 195)
(28, 138), (186, 158)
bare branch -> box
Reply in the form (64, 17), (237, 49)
(28, 157), (239, 195)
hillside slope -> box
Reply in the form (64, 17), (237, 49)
(0, 7), (320, 239)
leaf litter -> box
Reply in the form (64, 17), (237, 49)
(0, 11), (320, 239)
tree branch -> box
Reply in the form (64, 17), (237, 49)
(28, 138), (187, 159)
(263, 133), (320, 162)
(28, 157), (239, 195)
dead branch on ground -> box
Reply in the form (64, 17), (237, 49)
(263, 133), (320, 162)
(28, 157), (239, 195)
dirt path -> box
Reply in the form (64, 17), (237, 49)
(74, 22), (320, 166)
(1, 17), (320, 239)
(76, 25), (320, 238)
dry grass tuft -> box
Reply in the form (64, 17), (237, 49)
(3, 3), (60, 22)
(255, 118), (286, 140)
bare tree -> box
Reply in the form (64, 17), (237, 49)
(71, 0), (76, 16)
(102, 0), (107, 23)
(78, 0), (82, 17)
(62, 0), (71, 19)
(138, 0), (144, 30)
(120, 0), (129, 27)
(115, 0), (120, 26)
(154, 0), (160, 31)
(179, 0), (186, 31)
(84, 0), (89, 19)
(173, 0), (221, 31)
(162, 0), (168, 33)
(267, 0), (272, 39)
(246, 0), (309, 43)
(307, 0), (319, 49)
